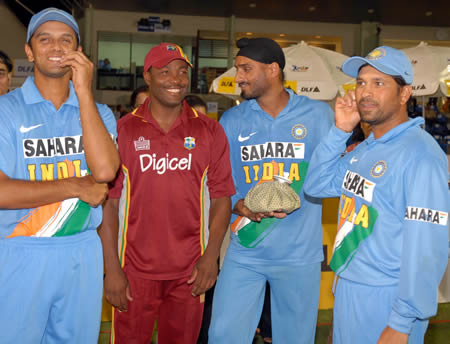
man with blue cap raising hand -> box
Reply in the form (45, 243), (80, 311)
(0, 7), (119, 343)
(304, 46), (448, 343)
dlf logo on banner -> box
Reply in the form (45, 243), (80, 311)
(14, 59), (34, 77)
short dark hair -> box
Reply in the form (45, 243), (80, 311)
(184, 95), (206, 109)
(393, 76), (407, 87)
(393, 75), (410, 101)
(0, 51), (13, 73)
(130, 85), (149, 108)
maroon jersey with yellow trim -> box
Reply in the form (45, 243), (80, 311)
(109, 98), (235, 279)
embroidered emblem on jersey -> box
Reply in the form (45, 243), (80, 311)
(367, 47), (386, 60)
(232, 161), (308, 248)
(291, 124), (307, 139)
(134, 136), (150, 151)
(342, 170), (376, 202)
(241, 142), (305, 162)
(330, 194), (379, 273)
(405, 206), (448, 226)
(184, 136), (196, 150)
(370, 160), (387, 178)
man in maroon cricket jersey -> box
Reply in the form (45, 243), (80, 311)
(99, 43), (235, 344)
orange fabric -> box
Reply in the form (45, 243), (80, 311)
(7, 202), (61, 238)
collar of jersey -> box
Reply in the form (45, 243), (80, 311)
(365, 116), (424, 144)
(21, 76), (79, 107)
(249, 87), (295, 118)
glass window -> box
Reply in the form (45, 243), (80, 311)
(97, 32), (133, 90)
(97, 31), (194, 91)
(195, 39), (229, 93)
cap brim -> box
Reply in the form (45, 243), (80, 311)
(28, 12), (79, 42)
(151, 57), (193, 69)
(342, 57), (404, 80)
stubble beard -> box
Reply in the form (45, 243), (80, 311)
(36, 63), (71, 79)
(239, 82), (265, 100)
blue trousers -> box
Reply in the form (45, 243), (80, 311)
(209, 256), (321, 344)
(0, 231), (103, 344)
(333, 278), (428, 344)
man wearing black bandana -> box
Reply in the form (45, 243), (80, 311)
(234, 38), (287, 101)
(208, 38), (334, 343)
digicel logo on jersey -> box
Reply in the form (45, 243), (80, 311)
(139, 153), (192, 174)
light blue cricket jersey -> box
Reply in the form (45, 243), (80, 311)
(304, 118), (449, 332)
(220, 88), (333, 265)
(0, 77), (117, 239)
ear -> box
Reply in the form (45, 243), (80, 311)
(143, 70), (151, 87)
(267, 62), (280, 79)
(399, 85), (412, 105)
(25, 43), (34, 62)
(77, 45), (83, 52)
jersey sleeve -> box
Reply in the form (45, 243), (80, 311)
(303, 125), (352, 198)
(206, 122), (235, 199)
(108, 167), (124, 199)
(107, 119), (126, 199)
(326, 103), (335, 126)
(96, 103), (118, 140)
(315, 101), (334, 136)
(0, 102), (17, 177)
(388, 153), (449, 333)
(219, 110), (244, 208)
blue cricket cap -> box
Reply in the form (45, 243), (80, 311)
(342, 46), (413, 84)
(27, 7), (80, 43)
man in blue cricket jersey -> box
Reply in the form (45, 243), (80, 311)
(209, 37), (333, 344)
(0, 7), (119, 343)
(304, 46), (449, 343)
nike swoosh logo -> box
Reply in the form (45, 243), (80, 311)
(350, 157), (358, 164)
(238, 132), (257, 142)
(20, 124), (43, 133)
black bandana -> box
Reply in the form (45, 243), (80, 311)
(236, 38), (285, 70)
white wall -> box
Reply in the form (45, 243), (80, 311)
(89, 7), (450, 105)
(90, 9), (359, 55)
(90, 8), (363, 103)
(0, 0), (28, 88)
(0, 0), (27, 59)
(91, 10), (228, 37)
(235, 17), (360, 56)
(381, 25), (450, 43)
(90, 10), (225, 64)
